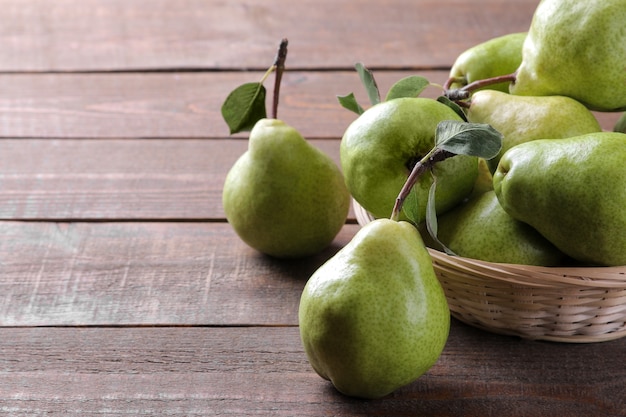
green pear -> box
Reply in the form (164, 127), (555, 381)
(466, 90), (602, 172)
(448, 32), (526, 93)
(614, 112), (626, 134)
(436, 191), (566, 266)
(493, 132), (626, 266)
(222, 118), (350, 258)
(510, 0), (626, 111)
(341, 97), (478, 222)
(299, 218), (450, 399)
(466, 158), (494, 199)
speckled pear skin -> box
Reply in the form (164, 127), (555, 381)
(449, 32), (526, 93)
(466, 90), (602, 173)
(510, 0), (626, 111)
(437, 191), (566, 265)
(340, 98), (478, 222)
(493, 133), (626, 266)
(298, 219), (450, 399)
(222, 118), (350, 258)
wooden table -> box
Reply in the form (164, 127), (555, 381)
(0, 1), (624, 415)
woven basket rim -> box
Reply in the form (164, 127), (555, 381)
(428, 248), (626, 288)
(352, 199), (626, 288)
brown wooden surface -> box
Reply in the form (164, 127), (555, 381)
(0, 0), (624, 416)
(0, 325), (623, 416)
(0, 139), (346, 219)
(0, 0), (536, 72)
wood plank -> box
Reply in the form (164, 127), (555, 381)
(0, 0), (537, 72)
(0, 138), (351, 220)
(0, 221), (359, 326)
(0, 325), (623, 416)
(0, 121), (623, 221)
(0, 72), (620, 140)
(0, 71), (456, 139)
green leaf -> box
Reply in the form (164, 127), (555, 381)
(436, 95), (468, 122)
(401, 185), (421, 225)
(221, 82), (267, 134)
(385, 76), (430, 101)
(337, 92), (365, 115)
(355, 62), (381, 106)
(435, 120), (503, 159)
(425, 173), (456, 256)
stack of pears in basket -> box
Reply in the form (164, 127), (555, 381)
(342, 0), (626, 268)
(223, 1), (626, 400)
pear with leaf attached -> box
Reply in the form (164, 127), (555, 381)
(510, 0), (626, 111)
(341, 97), (479, 222)
(299, 218), (450, 399)
(222, 40), (350, 258)
(493, 132), (626, 266)
(223, 118), (350, 258)
(448, 32), (526, 93)
(466, 90), (602, 172)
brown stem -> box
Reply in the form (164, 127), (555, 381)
(443, 72), (518, 102)
(390, 148), (456, 221)
(272, 38), (288, 119)
(442, 75), (464, 92)
(460, 72), (517, 94)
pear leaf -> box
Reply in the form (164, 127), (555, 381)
(385, 76), (430, 101)
(436, 95), (468, 122)
(356, 62), (381, 106)
(401, 185), (421, 225)
(435, 120), (502, 159)
(221, 82), (267, 134)
(425, 174), (456, 256)
(337, 92), (365, 115)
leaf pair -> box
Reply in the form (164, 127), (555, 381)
(394, 120), (502, 223)
(421, 121), (502, 255)
(337, 63), (431, 115)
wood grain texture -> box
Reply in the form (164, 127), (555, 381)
(0, 325), (623, 416)
(0, 71), (620, 140)
(0, 138), (351, 220)
(0, 71), (455, 139)
(1, 0), (625, 414)
(0, 0), (537, 72)
(0, 222), (358, 326)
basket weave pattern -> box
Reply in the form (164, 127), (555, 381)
(353, 201), (626, 343)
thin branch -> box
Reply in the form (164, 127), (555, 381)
(272, 38), (289, 119)
(390, 148), (456, 221)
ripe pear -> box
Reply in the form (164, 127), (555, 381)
(510, 0), (626, 111)
(299, 218), (450, 399)
(614, 112), (626, 134)
(466, 90), (602, 172)
(341, 97), (478, 222)
(222, 118), (350, 258)
(493, 132), (626, 266)
(436, 191), (566, 266)
(466, 158), (494, 199)
(448, 32), (526, 93)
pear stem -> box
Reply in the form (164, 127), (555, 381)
(272, 38), (288, 119)
(442, 75), (464, 92)
(443, 72), (518, 101)
(390, 148), (455, 221)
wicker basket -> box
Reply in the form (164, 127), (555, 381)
(353, 201), (626, 343)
